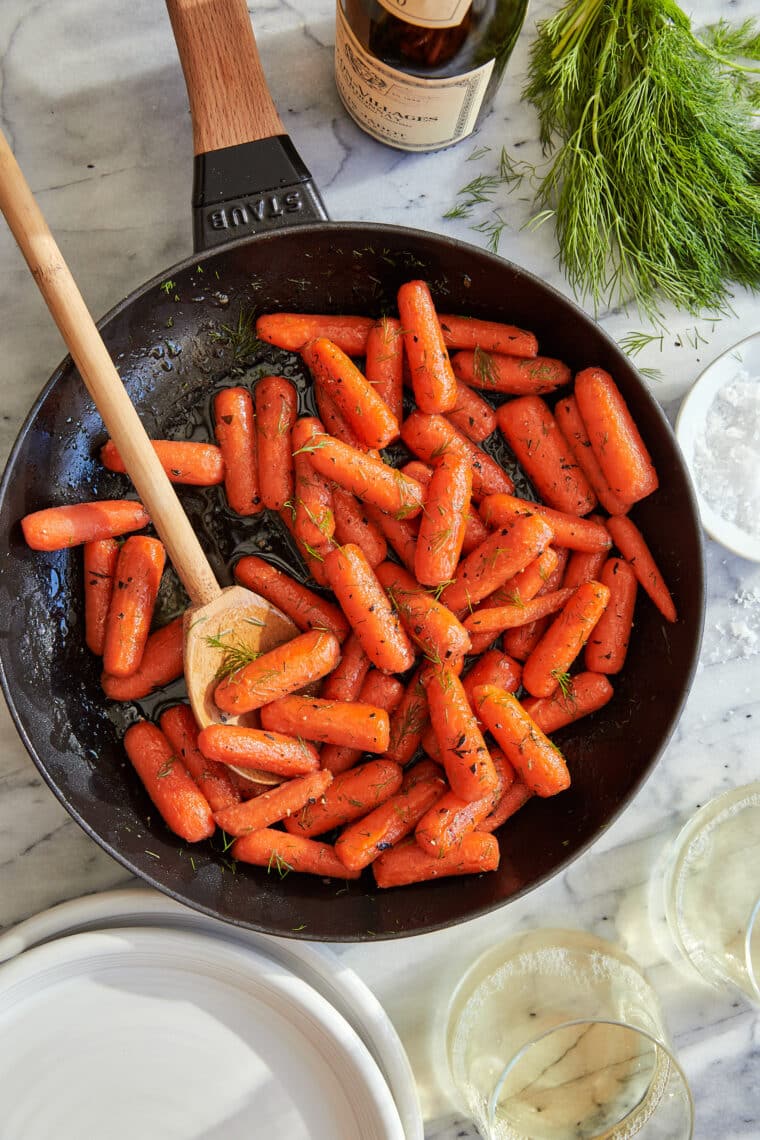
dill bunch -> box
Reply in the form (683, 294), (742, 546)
(523, 0), (760, 317)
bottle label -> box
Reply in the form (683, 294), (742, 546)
(335, 7), (494, 152)
(375, 0), (473, 28)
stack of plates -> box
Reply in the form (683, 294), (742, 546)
(0, 889), (422, 1140)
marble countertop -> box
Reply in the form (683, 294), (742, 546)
(1, 1), (759, 1137)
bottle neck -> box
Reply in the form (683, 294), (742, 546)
(375, 0), (474, 29)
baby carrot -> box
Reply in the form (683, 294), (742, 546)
(214, 770), (333, 836)
(497, 396), (596, 516)
(438, 315), (538, 358)
(373, 832), (499, 888)
(400, 460), (490, 555)
(102, 536), (166, 678)
(278, 507), (331, 587)
(473, 685), (570, 797)
(452, 349), (571, 394)
(522, 672), (614, 734)
(414, 452), (472, 586)
(446, 383), (497, 443)
(306, 337), (400, 450)
(554, 395), (631, 516)
(483, 547), (560, 609)
(464, 588), (576, 637)
(101, 615), (184, 700)
(585, 558), (638, 673)
(363, 504), (418, 573)
(462, 650), (523, 725)
(332, 486), (388, 567)
(335, 768), (447, 871)
(320, 632), (371, 701)
(232, 827), (361, 879)
(21, 499), (149, 551)
(124, 720), (215, 843)
(574, 367), (659, 504)
(197, 724), (321, 776)
(440, 515), (554, 614)
(383, 667), (429, 765)
(323, 544), (416, 674)
(254, 375), (297, 510)
(292, 417), (336, 549)
(233, 555), (349, 642)
(477, 779), (534, 833)
(214, 629), (341, 715)
(479, 494), (612, 553)
(259, 695), (390, 752)
(563, 545), (609, 590)
(606, 516), (676, 623)
(312, 376), (369, 450)
(502, 547), (570, 661)
(256, 312), (373, 355)
(415, 751), (512, 856)
(284, 758), (403, 837)
(214, 387), (262, 516)
(423, 665), (499, 802)
(376, 561), (471, 666)
(401, 411), (513, 499)
(522, 580), (611, 698)
(83, 538), (119, 655)
(320, 670), (405, 774)
(159, 704), (240, 813)
(100, 440), (224, 486)
(397, 279), (457, 414)
(303, 434), (425, 518)
(365, 317), (404, 424)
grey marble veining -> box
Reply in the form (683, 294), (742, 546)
(1, 2), (759, 1138)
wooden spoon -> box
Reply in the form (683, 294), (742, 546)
(0, 129), (295, 781)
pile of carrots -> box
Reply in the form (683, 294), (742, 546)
(20, 280), (676, 889)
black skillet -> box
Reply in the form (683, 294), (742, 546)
(0, 0), (704, 940)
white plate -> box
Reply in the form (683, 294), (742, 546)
(0, 889), (423, 1140)
(675, 330), (760, 562)
(0, 925), (404, 1140)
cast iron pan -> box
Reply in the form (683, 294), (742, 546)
(0, 0), (703, 940)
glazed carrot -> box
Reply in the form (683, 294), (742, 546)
(101, 615), (184, 700)
(562, 545), (609, 591)
(585, 558), (638, 673)
(483, 547), (559, 609)
(254, 375), (297, 510)
(365, 317), (404, 424)
(420, 723), (442, 762)
(383, 667), (429, 765)
(102, 536), (166, 678)
(464, 587), (576, 637)
(312, 374), (369, 450)
(523, 672), (614, 734)
(197, 724), (321, 776)
(574, 367), (659, 504)
(229, 769), (271, 801)
(522, 580), (611, 698)
(331, 486), (388, 567)
(335, 769), (447, 871)
(304, 434), (425, 518)
(423, 665), (498, 802)
(401, 411), (513, 499)
(462, 649), (523, 725)
(363, 504), (418, 573)
(400, 460), (490, 555)
(214, 629), (341, 715)
(159, 704), (240, 813)
(606, 516), (676, 623)
(452, 349), (571, 395)
(83, 538), (119, 655)
(320, 670), (405, 774)
(376, 561), (471, 666)
(232, 827), (361, 879)
(292, 417), (336, 548)
(306, 337), (400, 450)
(320, 632), (371, 701)
(214, 770), (333, 836)
(415, 452), (472, 586)
(402, 758), (446, 789)
(256, 312), (373, 355)
(22, 499), (149, 551)
(100, 440), (224, 486)
(473, 685), (570, 797)
(397, 279), (457, 414)
(414, 750), (513, 856)
(323, 544), (416, 674)
(373, 832), (499, 887)
(284, 758), (403, 837)
(440, 515), (554, 614)
(260, 695), (390, 752)
(502, 547), (570, 661)
(278, 506), (331, 587)
(446, 383), (497, 442)
(554, 395), (631, 516)
(438, 315), (538, 358)
(214, 387), (262, 515)
(233, 555), (350, 642)
(477, 779), (534, 833)
(497, 396), (596, 516)
(479, 495), (612, 553)
(123, 720), (215, 843)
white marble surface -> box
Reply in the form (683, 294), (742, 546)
(1, 1), (759, 1137)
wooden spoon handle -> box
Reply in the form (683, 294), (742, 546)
(166, 0), (285, 156)
(0, 130), (221, 608)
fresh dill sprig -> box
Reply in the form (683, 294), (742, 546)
(204, 632), (262, 680)
(212, 309), (262, 368)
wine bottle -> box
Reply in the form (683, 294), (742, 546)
(335, 0), (528, 152)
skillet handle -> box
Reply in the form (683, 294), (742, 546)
(166, 0), (328, 252)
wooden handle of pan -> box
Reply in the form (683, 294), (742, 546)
(0, 130), (221, 609)
(166, 0), (285, 155)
